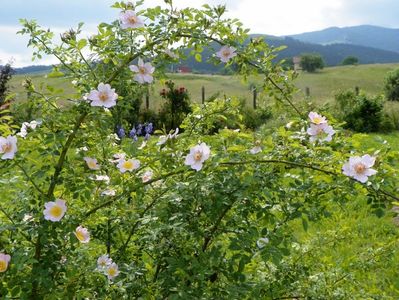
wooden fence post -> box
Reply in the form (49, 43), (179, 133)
(355, 86), (359, 95)
(305, 87), (310, 97)
(201, 86), (205, 104)
(253, 88), (257, 109)
(145, 91), (150, 110)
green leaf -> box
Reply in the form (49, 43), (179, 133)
(195, 53), (202, 62)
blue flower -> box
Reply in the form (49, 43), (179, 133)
(129, 128), (137, 138)
(136, 124), (143, 136)
(145, 122), (153, 134)
(116, 126), (125, 139)
(144, 133), (151, 141)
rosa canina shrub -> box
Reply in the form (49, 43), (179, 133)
(0, 1), (398, 299)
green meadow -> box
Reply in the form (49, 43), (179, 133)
(9, 63), (399, 108)
(9, 63), (399, 154)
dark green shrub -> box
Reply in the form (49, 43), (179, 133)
(335, 90), (393, 132)
(0, 64), (14, 107)
(241, 106), (272, 129)
(384, 68), (399, 101)
(341, 56), (359, 65)
(158, 80), (191, 130)
(300, 53), (324, 72)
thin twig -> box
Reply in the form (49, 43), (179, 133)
(15, 161), (45, 196)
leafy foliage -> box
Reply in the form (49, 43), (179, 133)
(335, 89), (394, 132)
(300, 53), (325, 72)
(0, 1), (397, 299)
(341, 55), (359, 65)
(384, 68), (399, 101)
(158, 80), (191, 130)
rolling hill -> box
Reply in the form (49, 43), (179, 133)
(288, 25), (399, 53)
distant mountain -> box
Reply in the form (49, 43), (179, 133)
(12, 29), (399, 75)
(182, 35), (399, 72)
(14, 65), (52, 74)
(288, 25), (399, 53)
(265, 36), (399, 66)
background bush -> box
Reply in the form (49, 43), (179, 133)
(384, 68), (399, 101)
(335, 89), (394, 132)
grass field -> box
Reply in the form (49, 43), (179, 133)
(9, 63), (399, 110)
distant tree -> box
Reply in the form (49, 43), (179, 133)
(342, 56), (359, 65)
(281, 57), (294, 70)
(0, 64), (14, 106)
(300, 53), (324, 72)
(384, 68), (399, 101)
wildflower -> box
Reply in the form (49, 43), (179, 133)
(184, 143), (211, 171)
(165, 49), (179, 59)
(106, 262), (120, 280)
(342, 154), (377, 183)
(156, 128), (179, 146)
(116, 126), (126, 139)
(256, 237), (269, 249)
(87, 83), (118, 108)
(308, 112), (327, 125)
(0, 135), (17, 160)
(250, 140), (262, 154)
(119, 10), (144, 29)
(136, 124), (143, 135)
(145, 123), (153, 134)
(0, 253), (11, 273)
(17, 120), (41, 138)
(216, 45), (237, 63)
(117, 158), (140, 173)
(23, 214), (33, 222)
(129, 128), (137, 138)
(101, 189), (116, 196)
(74, 225), (90, 243)
(43, 199), (67, 222)
(130, 59), (155, 84)
(144, 133), (151, 141)
(97, 254), (112, 270)
(141, 170), (153, 183)
(92, 175), (110, 184)
(307, 123), (335, 142)
(84, 157), (101, 170)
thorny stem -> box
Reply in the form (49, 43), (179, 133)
(0, 204), (34, 245)
(116, 189), (169, 259)
(31, 110), (88, 298)
(15, 161), (45, 196)
(84, 169), (186, 218)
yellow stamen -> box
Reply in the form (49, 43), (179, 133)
(128, 16), (137, 25)
(0, 260), (7, 272)
(313, 117), (322, 124)
(139, 66), (146, 74)
(123, 161), (134, 170)
(49, 205), (63, 218)
(88, 161), (97, 169)
(1, 142), (11, 153)
(75, 230), (86, 242)
(354, 163), (366, 174)
(108, 267), (117, 277)
(222, 50), (230, 57)
(194, 151), (202, 161)
(99, 92), (108, 102)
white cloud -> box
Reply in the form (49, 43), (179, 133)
(1, 0), (398, 66)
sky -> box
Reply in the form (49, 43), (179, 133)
(1, 0), (398, 67)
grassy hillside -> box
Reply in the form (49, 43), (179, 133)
(9, 63), (399, 109)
